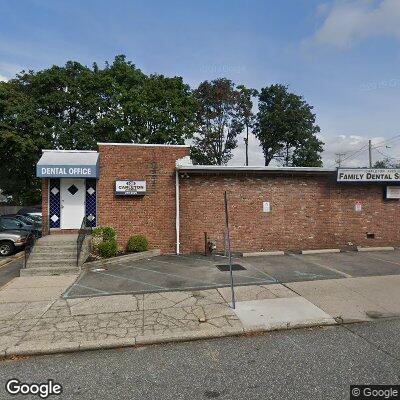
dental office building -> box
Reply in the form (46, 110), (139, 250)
(36, 143), (400, 254)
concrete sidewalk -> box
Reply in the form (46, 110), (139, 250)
(1, 274), (400, 357)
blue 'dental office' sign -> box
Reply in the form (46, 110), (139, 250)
(115, 180), (146, 196)
(37, 165), (98, 178)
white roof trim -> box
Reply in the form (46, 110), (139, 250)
(176, 165), (337, 173)
(42, 149), (98, 153)
(97, 142), (189, 148)
(37, 151), (99, 166)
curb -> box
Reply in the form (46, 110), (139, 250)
(0, 252), (24, 268)
(1, 319), (341, 358)
(243, 251), (284, 257)
(357, 246), (394, 252)
(4, 329), (244, 358)
(301, 249), (340, 255)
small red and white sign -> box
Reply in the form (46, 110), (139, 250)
(355, 201), (362, 212)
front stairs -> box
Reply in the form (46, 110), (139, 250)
(21, 234), (81, 276)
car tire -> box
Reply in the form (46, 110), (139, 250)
(0, 241), (15, 256)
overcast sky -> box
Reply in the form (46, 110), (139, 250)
(1, 0), (399, 167)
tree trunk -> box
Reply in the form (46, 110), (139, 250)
(245, 125), (249, 166)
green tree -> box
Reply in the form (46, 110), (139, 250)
(374, 158), (400, 168)
(191, 78), (244, 165)
(254, 84), (324, 167)
(0, 55), (197, 204)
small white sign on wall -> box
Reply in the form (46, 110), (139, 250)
(355, 201), (362, 212)
(386, 186), (400, 199)
(263, 201), (271, 213)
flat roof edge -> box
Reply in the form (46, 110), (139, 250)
(42, 149), (98, 153)
(97, 142), (189, 148)
(176, 165), (337, 173)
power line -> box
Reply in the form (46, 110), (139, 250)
(371, 134), (400, 149)
(375, 148), (400, 161)
(339, 143), (369, 163)
(334, 152), (346, 167)
(327, 133), (400, 168)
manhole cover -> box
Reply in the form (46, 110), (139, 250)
(216, 264), (246, 271)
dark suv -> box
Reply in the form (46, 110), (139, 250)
(0, 216), (41, 238)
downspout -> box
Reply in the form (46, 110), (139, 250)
(175, 170), (180, 255)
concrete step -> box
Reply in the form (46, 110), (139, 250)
(29, 252), (77, 261)
(32, 247), (76, 255)
(32, 245), (77, 254)
(37, 235), (77, 245)
(20, 266), (78, 276)
(26, 259), (77, 269)
(35, 242), (77, 249)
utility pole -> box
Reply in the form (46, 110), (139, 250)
(368, 139), (372, 168)
(335, 152), (346, 167)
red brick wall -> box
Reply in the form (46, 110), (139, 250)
(41, 147), (400, 254)
(97, 145), (189, 253)
(179, 173), (400, 253)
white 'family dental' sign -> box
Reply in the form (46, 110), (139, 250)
(337, 169), (400, 183)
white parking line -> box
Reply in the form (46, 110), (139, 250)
(119, 263), (270, 286)
(92, 270), (166, 289)
(237, 260), (279, 283)
(290, 254), (352, 278)
(74, 283), (109, 294)
(364, 255), (400, 267)
(64, 280), (274, 299)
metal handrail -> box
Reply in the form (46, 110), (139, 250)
(77, 217), (92, 268)
(23, 231), (37, 269)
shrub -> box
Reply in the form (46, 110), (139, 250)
(91, 235), (103, 253)
(102, 226), (116, 241)
(127, 235), (148, 253)
(92, 227), (104, 238)
(98, 239), (118, 258)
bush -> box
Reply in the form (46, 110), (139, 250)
(92, 227), (104, 238)
(102, 226), (116, 241)
(98, 239), (118, 258)
(92, 226), (116, 240)
(91, 235), (103, 253)
(127, 235), (148, 253)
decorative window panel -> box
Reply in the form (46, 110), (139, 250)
(85, 179), (97, 228)
(49, 178), (61, 228)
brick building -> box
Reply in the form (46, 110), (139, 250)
(37, 143), (400, 254)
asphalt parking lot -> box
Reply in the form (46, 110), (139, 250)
(63, 249), (400, 299)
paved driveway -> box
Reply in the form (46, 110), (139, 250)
(64, 250), (400, 299)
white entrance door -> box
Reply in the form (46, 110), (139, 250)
(60, 178), (85, 229)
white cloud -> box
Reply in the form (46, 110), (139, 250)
(229, 132), (265, 166)
(229, 132), (400, 168)
(307, 0), (400, 49)
(0, 74), (8, 82)
(320, 133), (400, 167)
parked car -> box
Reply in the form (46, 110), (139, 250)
(17, 206), (42, 218)
(0, 229), (32, 256)
(3, 214), (42, 228)
(0, 216), (41, 238)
